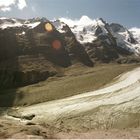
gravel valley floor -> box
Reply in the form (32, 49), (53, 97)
(1, 65), (140, 139)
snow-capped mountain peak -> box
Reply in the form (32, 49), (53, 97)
(52, 20), (67, 33)
(0, 17), (8, 20)
(59, 16), (106, 27)
(0, 16), (140, 55)
(0, 17), (41, 29)
(0, 18), (22, 29)
(78, 15), (93, 25)
(58, 16), (110, 44)
(129, 28), (140, 43)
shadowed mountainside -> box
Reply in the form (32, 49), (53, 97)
(0, 19), (94, 90)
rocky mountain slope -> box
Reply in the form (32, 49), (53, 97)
(59, 16), (140, 63)
(60, 16), (140, 55)
(0, 16), (140, 89)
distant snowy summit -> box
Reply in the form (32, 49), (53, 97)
(57, 16), (140, 55)
(0, 17), (41, 29)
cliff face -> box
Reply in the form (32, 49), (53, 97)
(0, 19), (93, 89)
(53, 21), (94, 66)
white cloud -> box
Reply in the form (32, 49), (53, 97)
(0, 7), (11, 11)
(0, 0), (16, 7)
(59, 17), (79, 27)
(17, 0), (27, 10)
(0, 0), (27, 11)
(0, 0), (16, 11)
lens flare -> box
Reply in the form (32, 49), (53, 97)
(52, 40), (62, 50)
(45, 23), (53, 32)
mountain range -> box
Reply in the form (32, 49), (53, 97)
(0, 16), (140, 89)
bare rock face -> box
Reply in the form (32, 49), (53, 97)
(52, 20), (94, 67)
(0, 19), (94, 89)
(0, 21), (70, 89)
(0, 55), (58, 89)
(59, 23), (94, 67)
(82, 20), (139, 63)
(84, 40), (119, 63)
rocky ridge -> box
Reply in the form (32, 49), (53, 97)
(0, 16), (140, 89)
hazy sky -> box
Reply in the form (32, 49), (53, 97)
(0, 0), (140, 28)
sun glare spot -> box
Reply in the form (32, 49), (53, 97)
(52, 40), (62, 50)
(45, 23), (53, 32)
